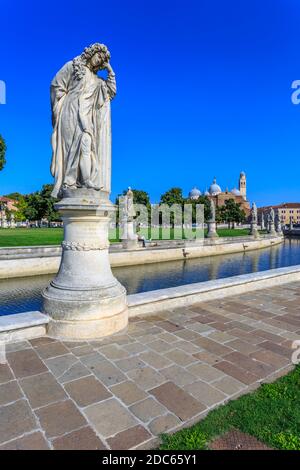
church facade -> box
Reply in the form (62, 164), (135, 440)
(188, 172), (251, 216)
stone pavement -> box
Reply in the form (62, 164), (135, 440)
(0, 281), (299, 450)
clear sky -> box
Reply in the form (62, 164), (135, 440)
(0, 0), (300, 206)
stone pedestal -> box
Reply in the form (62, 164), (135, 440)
(42, 189), (128, 340)
(1, 217), (8, 228)
(250, 222), (259, 238)
(276, 221), (283, 236)
(121, 220), (139, 250)
(269, 222), (276, 236)
(207, 221), (219, 239)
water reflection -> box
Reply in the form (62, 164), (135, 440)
(0, 238), (300, 315)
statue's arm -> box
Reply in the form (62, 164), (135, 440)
(104, 63), (117, 100)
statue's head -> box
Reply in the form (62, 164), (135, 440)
(73, 43), (111, 79)
(82, 43), (110, 72)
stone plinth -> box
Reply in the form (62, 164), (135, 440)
(250, 223), (259, 238)
(42, 189), (128, 340)
(121, 220), (139, 250)
(207, 221), (219, 239)
(269, 222), (276, 236)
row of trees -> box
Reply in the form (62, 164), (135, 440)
(117, 187), (246, 227)
(4, 185), (245, 226)
(4, 185), (59, 223)
(0, 134), (245, 227)
(1, 136), (60, 223)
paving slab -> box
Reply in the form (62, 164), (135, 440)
(83, 398), (138, 438)
(1, 281), (299, 449)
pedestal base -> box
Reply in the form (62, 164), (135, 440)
(42, 189), (128, 340)
(250, 223), (259, 238)
(269, 223), (276, 237)
(122, 239), (139, 250)
(207, 222), (219, 239)
(121, 220), (139, 250)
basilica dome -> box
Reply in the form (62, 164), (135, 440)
(209, 178), (222, 195)
(231, 188), (241, 196)
(188, 187), (202, 200)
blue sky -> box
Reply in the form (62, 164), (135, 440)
(0, 0), (299, 206)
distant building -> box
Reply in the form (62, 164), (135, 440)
(0, 196), (18, 212)
(188, 172), (251, 216)
(258, 203), (300, 225)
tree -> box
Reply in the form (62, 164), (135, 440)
(24, 192), (43, 221)
(184, 195), (211, 225)
(39, 184), (60, 223)
(24, 184), (60, 224)
(220, 199), (246, 228)
(160, 187), (184, 206)
(0, 134), (6, 171)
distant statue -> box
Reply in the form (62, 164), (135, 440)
(121, 187), (138, 248)
(209, 198), (216, 222)
(269, 207), (275, 223)
(50, 43), (116, 197)
(251, 202), (257, 223)
(124, 187), (136, 220)
(10, 213), (16, 228)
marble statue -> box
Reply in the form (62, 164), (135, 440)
(43, 43), (128, 340)
(209, 198), (216, 222)
(1, 213), (8, 228)
(124, 187), (136, 220)
(50, 43), (116, 197)
(269, 208), (276, 235)
(250, 202), (259, 238)
(251, 202), (258, 224)
(121, 187), (139, 249)
(10, 213), (16, 228)
(207, 198), (218, 239)
(275, 211), (283, 236)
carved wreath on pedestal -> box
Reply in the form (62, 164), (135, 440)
(62, 241), (109, 251)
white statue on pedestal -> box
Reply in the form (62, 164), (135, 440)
(250, 202), (259, 238)
(207, 198), (218, 239)
(50, 43), (116, 198)
(43, 43), (128, 340)
(121, 187), (139, 249)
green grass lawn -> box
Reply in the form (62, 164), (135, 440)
(0, 228), (64, 247)
(160, 365), (300, 450)
(0, 227), (254, 247)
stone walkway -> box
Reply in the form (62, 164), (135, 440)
(0, 282), (299, 450)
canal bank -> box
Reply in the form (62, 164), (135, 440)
(0, 234), (283, 280)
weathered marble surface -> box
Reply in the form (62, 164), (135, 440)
(43, 44), (128, 339)
(50, 43), (116, 198)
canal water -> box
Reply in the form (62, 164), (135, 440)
(0, 237), (299, 316)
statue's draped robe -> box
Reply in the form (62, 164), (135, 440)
(50, 60), (116, 197)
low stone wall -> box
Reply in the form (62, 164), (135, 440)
(0, 235), (283, 280)
(127, 264), (300, 317)
(0, 262), (299, 343)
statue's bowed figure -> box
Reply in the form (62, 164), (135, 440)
(50, 43), (116, 198)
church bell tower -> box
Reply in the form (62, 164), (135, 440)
(239, 171), (246, 200)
